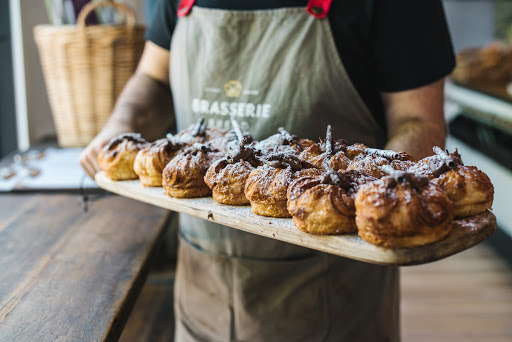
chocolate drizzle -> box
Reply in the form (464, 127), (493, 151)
(382, 165), (429, 189)
(185, 143), (217, 155)
(429, 147), (464, 177)
(105, 133), (147, 151)
(277, 127), (302, 146)
(226, 138), (257, 164)
(265, 152), (312, 172)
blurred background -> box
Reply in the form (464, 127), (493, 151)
(1, 1), (511, 341)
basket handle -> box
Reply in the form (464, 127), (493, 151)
(77, 1), (137, 31)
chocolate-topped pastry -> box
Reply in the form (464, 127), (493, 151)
(408, 146), (463, 179)
(288, 170), (376, 234)
(205, 137), (262, 205)
(162, 143), (224, 198)
(288, 130), (376, 234)
(299, 126), (350, 171)
(355, 166), (454, 248)
(347, 148), (417, 178)
(411, 147), (493, 218)
(98, 133), (148, 180)
(133, 137), (185, 187)
(174, 118), (228, 147)
(244, 152), (321, 217)
(213, 117), (255, 153)
(255, 127), (315, 155)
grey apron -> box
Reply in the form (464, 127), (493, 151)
(169, 1), (399, 341)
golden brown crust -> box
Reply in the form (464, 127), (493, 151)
(391, 159), (417, 172)
(245, 165), (294, 217)
(98, 133), (148, 180)
(299, 143), (350, 171)
(432, 165), (494, 218)
(133, 138), (185, 187)
(174, 121), (228, 146)
(288, 180), (357, 234)
(355, 179), (454, 248)
(287, 170), (376, 235)
(408, 156), (438, 179)
(345, 143), (368, 159)
(244, 165), (322, 218)
(347, 154), (390, 178)
(205, 159), (255, 205)
(162, 146), (224, 198)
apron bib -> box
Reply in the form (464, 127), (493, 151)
(169, 1), (399, 341)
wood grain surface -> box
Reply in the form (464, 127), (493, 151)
(95, 172), (497, 266)
(0, 193), (170, 342)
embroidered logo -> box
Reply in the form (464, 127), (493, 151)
(224, 80), (243, 98)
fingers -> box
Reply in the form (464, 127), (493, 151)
(80, 143), (103, 180)
(80, 150), (96, 179)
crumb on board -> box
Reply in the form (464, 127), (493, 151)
(207, 211), (213, 220)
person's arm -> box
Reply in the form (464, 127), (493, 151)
(80, 41), (173, 178)
(382, 78), (447, 160)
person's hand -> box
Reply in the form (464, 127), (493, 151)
(79, 124), (133, 179)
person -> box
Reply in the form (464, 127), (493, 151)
(80, 0), (455, 340)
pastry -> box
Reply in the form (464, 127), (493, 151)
(345, 143), (368, 159)
(255, 127), (314, 154)
(408, 146), (463, 180)
(162, 143), (224, 198)
(245, 152), (321, 217)
(355, 166), (454, 248)
(98, 133), (148, 180)
(288, 126), (376, 234)
(299, 128), (350, 171)
(433, 165), (494, 218)
(288, 170), (376, 234)
(417, 147), (495, 218)
(347, 148), (416, 178)
(205, 139), (262, 205)
(174, 117), (228, 147)
(133, 137), (185, 186)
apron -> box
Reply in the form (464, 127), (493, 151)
(169, 1), (399, 341)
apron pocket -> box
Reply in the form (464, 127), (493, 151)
(232, 253), (330, 342)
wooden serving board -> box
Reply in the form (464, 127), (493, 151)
(95, 172), (496, 266)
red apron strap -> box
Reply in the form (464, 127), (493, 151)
(177, 0), (196, 17)
(306, 0), (332, 19)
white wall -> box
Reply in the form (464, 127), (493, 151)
(443, 0), (496, 52)
(21, 0), (55, 144)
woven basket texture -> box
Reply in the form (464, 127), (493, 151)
(34, 1), (145, 147)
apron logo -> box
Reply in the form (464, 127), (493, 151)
(224, 80), (243, 98)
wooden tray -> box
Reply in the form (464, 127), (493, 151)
(95, 172), (496, 266)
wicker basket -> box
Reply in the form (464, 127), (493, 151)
(34, 1), (145, 147)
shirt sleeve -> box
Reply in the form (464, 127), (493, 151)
(372, 0), (456, 92)
(145, 0), (178, 50)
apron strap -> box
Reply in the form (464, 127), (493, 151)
(179, 0), (332, 19)
(306, 0), (332, 19)
(177, 0), (196, 17)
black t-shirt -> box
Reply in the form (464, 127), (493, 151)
(146, 0), (455, 128)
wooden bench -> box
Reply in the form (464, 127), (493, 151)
(0, 192), (171, 342)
